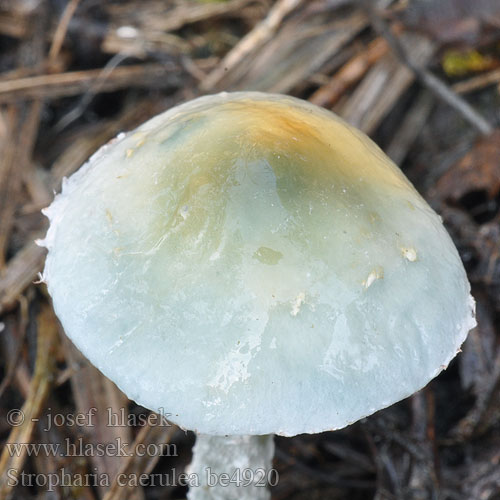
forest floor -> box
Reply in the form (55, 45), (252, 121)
(0, 1), (499, 499)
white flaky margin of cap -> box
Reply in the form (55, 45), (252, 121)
(329, 293), (477, 434)
(435, 293), (477, 374)
(36, 132), (130, 280)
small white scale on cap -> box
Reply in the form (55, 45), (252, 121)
(40, 92), (476, 499)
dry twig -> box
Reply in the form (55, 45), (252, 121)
(0, 63), (179, 103)
(362, 1), (494, 135)
(201, 0), (303, 90)
(0, 305), (59, 499)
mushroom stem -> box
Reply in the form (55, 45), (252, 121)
(187, 434), (275, 500)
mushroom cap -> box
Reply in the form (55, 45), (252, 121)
(42, 92), (475, 436)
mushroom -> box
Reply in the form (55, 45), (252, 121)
(40, 92), (476, 499)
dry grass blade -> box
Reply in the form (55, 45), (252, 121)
(0, 304), (59, 499)
(0, 106), (21, 268)
(207, 8), (367, 93)
(338, 33), (434, 134)
(201, 0), (303, 90)
(0, 1), (498, 499)
(106, 0), (256, 34)
(63, 338), (137, 497)
(0, 240), (46, 315)
(453, 67), (500, 94)
(385, 90), (434, 164)
(0, 297), (29, 399)
(103, 424), (178, 500)
(102, 0), (259, 57)
(0, 2), (31, 38)
(0, 2), (45, 267)
(48, 0), (81, 65)
(0, 99), (43, 267)
(0, 64), (179, 103)
(362, 1), (494, 135)
(310, 36), (389, 108)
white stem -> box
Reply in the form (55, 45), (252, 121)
(187, 434), (275, 500)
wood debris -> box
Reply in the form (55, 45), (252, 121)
(0, 1), (498, 499)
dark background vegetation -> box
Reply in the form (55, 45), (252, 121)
(0, 0), (499, 499)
